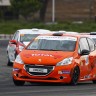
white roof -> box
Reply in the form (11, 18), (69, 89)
(17, 28), (51, 34)
(65, 31), (79, 34)
(52, 30), (79, 34)
(36, 36), (77, 41)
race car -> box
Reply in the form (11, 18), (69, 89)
(12, 32), (96, 86)
(7, 28), (51, 66)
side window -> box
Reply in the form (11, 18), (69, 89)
(12, 31), (19, 41)
(12, 32), (17, 40)
(87, 38), (95, 51)
(14, 32), (19, 41)
(79, 38), (90, 52)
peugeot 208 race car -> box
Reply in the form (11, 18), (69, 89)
(12, 33), (96, 86)
(7, 28), (51, 66)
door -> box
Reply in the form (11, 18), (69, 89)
(87, 38), (96, 74)
(78, 37), (91, 80)
(8, 31), (19, 62)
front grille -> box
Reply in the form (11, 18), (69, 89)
(24, 64), (54, 76)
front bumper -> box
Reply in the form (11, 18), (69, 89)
(12, 63), (72, 83)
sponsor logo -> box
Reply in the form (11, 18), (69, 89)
(24, 54), (62, 58)
(58, 70), (70, 74)
(32, 54), (54, 57)
(84, 75), (91, 79)
(38, 59), (41, 62)
(13, 68), (20, 71)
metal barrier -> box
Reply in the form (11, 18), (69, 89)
(0, 34), (13, 40)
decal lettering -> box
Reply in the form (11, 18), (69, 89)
(31, 54), (54, 57)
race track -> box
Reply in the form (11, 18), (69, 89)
(0, 40), (96, 96)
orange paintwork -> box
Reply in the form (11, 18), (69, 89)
(12, 33), (96, 84)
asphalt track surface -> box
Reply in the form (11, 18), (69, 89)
(0, 40), (96, 96)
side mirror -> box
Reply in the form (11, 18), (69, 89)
(80, 49), (90, 55)
(9, 40), (17, 45)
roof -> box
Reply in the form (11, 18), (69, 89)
(38, 32), (88, 39)
(0, 0), (10, 6)
(17, 28), (51, 34)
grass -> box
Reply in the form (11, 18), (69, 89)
(0, 20), (96, 34)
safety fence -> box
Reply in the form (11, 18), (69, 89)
(0, 34), (13, 40)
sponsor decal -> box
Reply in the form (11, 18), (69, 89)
(58, 70), (70, 74)
(80, 77), (85, 80)
(20, 34), (24, 36)
(36, 36), (77, 41)
(58, 71), (62, 74)
(34, 38), (38, 41)
(62, 70), (70, 74)
(80, 75), (91, 80)
(24, 53), (62, 58)
(84, 75), (90, 79)
(85, 56), (89, 65)
(63, 76), (67, 79)
(32, 54), (54, 57)
(13, 68), (20, 71)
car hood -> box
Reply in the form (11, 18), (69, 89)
(20, 50), (75, 66)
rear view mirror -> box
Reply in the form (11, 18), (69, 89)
(80, 49), (90, 55)
(9, 40), (17, 45)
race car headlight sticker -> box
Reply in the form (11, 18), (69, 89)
(56, 57), (73, 66)
(19, 45), (24, 51)
(15, 55), (24, 64)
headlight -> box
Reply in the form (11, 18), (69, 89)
(19, 45), (24, 51)
(15, 55), (24, 64)
(56, 57), (73, 66)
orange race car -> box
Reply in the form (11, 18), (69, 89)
(12, 33), (96, 86)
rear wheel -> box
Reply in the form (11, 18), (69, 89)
(15, 52), (18, 59)
(70, 66), (80, 86)
(13, 78), (25, 86)
(7, 56), (13, 66)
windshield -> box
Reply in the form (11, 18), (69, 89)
(20, 34), (39, 42)
(27, 36), (77, 51)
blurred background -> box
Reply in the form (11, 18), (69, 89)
(0, 0), (96, 34)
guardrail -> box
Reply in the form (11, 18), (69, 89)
(0, 34), (13, 40)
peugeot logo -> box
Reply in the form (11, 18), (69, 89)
(38, 59), (41, 62)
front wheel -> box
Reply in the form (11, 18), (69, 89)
(70, 66), (80, 86)
(92, 80), (96, 84)
(13, 78), (25, 86)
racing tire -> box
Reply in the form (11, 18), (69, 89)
(92, 80), (96, 84)
(13, 78), (25, 86)
(7, 57), (13, 66)
(70, 66), (80, 86)
(15, 52), (18, 59)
